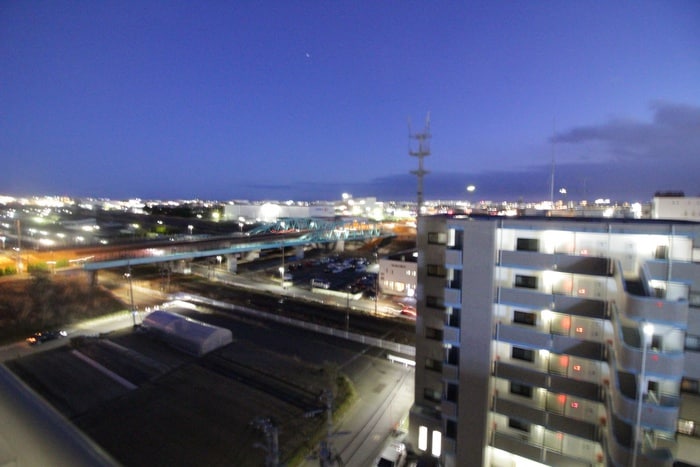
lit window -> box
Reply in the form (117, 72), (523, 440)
(418, 426), (428, 451)
(431, 430), (442, 457)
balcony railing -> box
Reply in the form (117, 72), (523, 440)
(500, 250), (611, 276)
(624, 293), (688, 326)
(610, 324), (685, 378)
(606, 347), (680, 432)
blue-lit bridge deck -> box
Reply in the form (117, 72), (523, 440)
(83, 217), (387, 271)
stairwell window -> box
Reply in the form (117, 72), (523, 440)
(425, 358), (443, 372)
(426, 295), (445, 310)
(426, 327), (443, 341)
(428, 232), (447, 245)
(424, 387), (442, 403)
(427, 264), (447, 277)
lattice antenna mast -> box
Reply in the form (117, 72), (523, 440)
(409, 112), (431, 214)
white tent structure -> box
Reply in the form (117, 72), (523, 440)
(142, 310), (233, 356)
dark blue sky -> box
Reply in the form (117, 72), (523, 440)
(1, 1), (699, 203)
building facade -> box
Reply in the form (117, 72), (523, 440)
(409, 215), (700, 466)
(652, 195), (700, 222)
(379, 250), (417, 298)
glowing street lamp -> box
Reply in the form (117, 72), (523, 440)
(187, 225), (193, 236)
(466, 185), (476, 210)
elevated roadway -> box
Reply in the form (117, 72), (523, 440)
(82, 217), (388, 271)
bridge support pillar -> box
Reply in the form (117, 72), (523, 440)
(333, 240), (345, 252)
(294, 246), (304, 260)
(226, 255), (238, 274)
(89, 270), (97, 287)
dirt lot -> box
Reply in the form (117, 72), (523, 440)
(7, 326), (352, 466)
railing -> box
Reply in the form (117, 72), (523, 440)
(171, 292), (416, 357)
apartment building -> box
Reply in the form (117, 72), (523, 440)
(409, 215), (700, 467)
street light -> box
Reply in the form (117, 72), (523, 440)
(124, 265), (136, 327)
(632, 322), (654, 466)
(466, 185), (476, 212)
(187, 225), (193, 236)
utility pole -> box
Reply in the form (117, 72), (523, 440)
(125, 262), (136, 327)
(252, 416), (280, 467)
(409, 112), (431, 215)
(318, 390), (335, 467)
(16, 219), (22, 273)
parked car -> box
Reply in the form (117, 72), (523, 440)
(375, 442), (407, 467)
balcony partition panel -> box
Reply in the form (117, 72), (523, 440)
(444, 248), (462, 267)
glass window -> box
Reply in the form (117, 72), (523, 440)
(516, 238), (539, 252)
(510, 382), (533, 398)
(514, 310), (536, 326)
(511, 346), (535, 362)
(428, 232), (447, 245)
(508, 418), (530, 432)
(515, 274), (538, 289)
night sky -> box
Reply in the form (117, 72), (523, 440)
(1, 1), (698, 203)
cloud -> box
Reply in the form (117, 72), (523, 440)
(552, 102), (700, 162)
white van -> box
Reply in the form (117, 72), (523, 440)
(375, 443), (407, 467)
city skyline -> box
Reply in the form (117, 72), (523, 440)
(1, 2), (699, 203)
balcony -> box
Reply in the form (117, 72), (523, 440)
(603, 400), (675, 467)
(551, 335), (606, 361)
(499, 287), (608, 320)
(500, 250), (611, 276)
(497, 323), (552, 349)
(624, 293), (688, 326)
(607, 367), (680, 432)
(493, 361), (547, 388)
(491, 431), (591, 467)
(611, 326), (685, 378)
(549, 374), (601, 402)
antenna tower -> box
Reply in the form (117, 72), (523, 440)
(409, 112), (431, 214)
